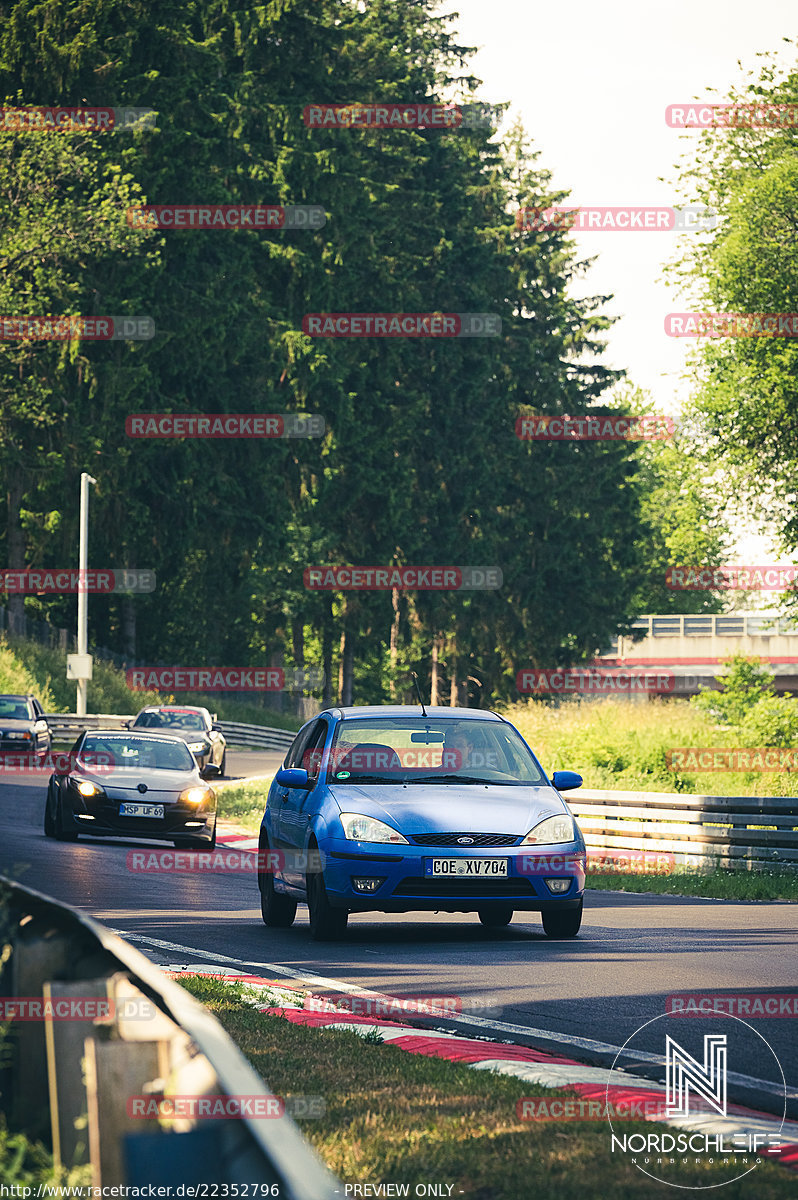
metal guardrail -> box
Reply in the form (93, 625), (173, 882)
(44, 714), (296, 753)
(569, 789), (798, 871)
(0, 876), (341, 1194)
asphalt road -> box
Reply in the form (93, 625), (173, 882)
(3, 763), (796, 1118)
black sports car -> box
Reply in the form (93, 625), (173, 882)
(44, 730), (219, 849)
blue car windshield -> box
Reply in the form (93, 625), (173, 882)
(325, 718), (544, 785)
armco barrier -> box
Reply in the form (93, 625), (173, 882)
(569, 789), (798, 872)
(0, 875), (340, 1193)
(44, 713), (296, 752)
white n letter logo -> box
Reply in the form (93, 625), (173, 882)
(666, 1035), (727, 1117)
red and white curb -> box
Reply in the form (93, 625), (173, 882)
(168, 967), (798, 1171)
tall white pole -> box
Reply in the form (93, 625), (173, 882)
(76, 472), (97, 716)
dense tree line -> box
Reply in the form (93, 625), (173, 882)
(670, 52), (798, 609)
(0, 0), (728, 708)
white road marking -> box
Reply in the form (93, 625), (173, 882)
(115, 930), (795, 1100)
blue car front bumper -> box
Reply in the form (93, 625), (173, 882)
(319, 840), (586, 912)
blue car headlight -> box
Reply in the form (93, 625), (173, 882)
(521, 813), (575, 845)
(340, 813), (409, 844)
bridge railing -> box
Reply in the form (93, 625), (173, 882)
(44, 713), (296, 753)
(569, 789), (798, 872)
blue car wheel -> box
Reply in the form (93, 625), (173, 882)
(307, 854), (348, 941)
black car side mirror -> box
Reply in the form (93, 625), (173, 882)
(200, 763), (221, 779)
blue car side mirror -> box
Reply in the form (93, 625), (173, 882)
(552, 770), (583, 792)
(276, 767), (313, 789)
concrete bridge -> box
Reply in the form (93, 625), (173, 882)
(595, 612), (798, 695)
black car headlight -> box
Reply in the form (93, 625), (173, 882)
(187, 740), (210, 755)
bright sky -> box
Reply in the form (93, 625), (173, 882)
(446, 0), (797, 557)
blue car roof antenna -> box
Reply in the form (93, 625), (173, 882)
(410, 671), (428, 718)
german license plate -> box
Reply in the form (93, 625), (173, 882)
(119, 803), (164, 819)
(426, 858), (508, 877)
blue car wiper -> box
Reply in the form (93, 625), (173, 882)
(407, 773), (495, 785)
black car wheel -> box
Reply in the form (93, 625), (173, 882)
(542, 900), (583, 938)
(259, 862), (297, 928)
(478, 905), (514, 928)
(54, 790), (78, 842)
(307, 864), (348, 941)
(219, 749), (226, 777)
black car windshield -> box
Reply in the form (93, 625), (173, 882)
(0, 698), (32, 720)
(325, 718), (545, 785)
(134, 711), (205, 731)
(80, 734), (194, 772)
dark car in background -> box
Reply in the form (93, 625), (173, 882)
(44, 729), (219, 848)
(129, 705), (227, 775)
(0, 694), (51, 760)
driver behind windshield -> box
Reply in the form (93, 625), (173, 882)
(443, 725), (495, 772)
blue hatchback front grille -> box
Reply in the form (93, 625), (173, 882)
(409, 832), (520, 847)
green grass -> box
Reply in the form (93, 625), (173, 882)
(215, 779), (274, 830)
(176, 975), (796, 1199)
(586, 868), (798, 901)
(503, 695), (798, 796)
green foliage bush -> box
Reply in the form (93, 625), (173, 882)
(690, 654), (775, 726)
(0, 641), (55, 708)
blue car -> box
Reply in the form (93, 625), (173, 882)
(257, 705), (587, 941)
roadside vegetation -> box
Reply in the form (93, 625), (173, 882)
(586, 868), (798, 902)
(0, 635), (302, 733)
(505, 657), (798, 797)
(176, 975), (796, 1200)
